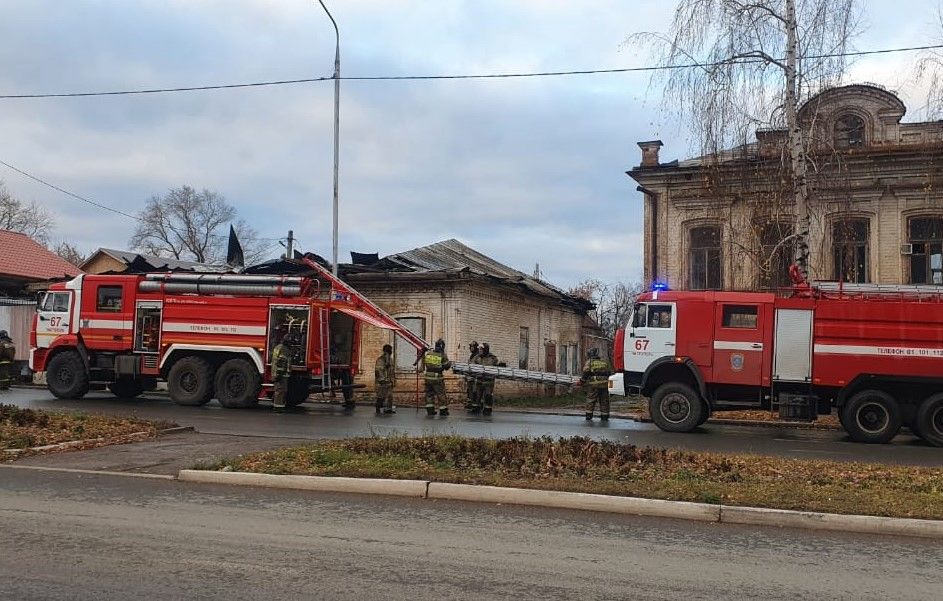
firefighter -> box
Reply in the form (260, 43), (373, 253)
(472, 343), (499, 416)
(270, 334), (292, 411)
(0, 331), (14, 391)
(422, 338), (452, 417)
(465, 340), (480, 411)
(375, 344), (396, 415)
(581, 347), (612, 421)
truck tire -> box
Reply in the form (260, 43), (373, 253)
(215, 358), (260, 409)
(46, 351), (89, 400)
(168, 356), (214, 406)
(108, 379), (144, 399)
(915, 393), (943, 447)
(286, 379), (310, 407)
(650, 383), (705, 433)
(841, 390), (902, 444)
(696, 403), (711, 426)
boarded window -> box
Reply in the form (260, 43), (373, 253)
(722, 305), (758, 329)
(689, 226), (722, 290)
(835, 114), (865, 148)
(569, 343), (579, 375)
(833, 219), (869, 283)
(519, 326), (529, 369)
(96, 286), (123, 312)
(395, 317), (426, 370)
(559, 345), (568, 375)
(909, 216), (943, 285)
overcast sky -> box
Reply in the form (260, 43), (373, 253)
(0, 0), (938, 288)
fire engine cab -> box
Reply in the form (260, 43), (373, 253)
(30, 259), (428, 409)
(608, 281), (943, 447)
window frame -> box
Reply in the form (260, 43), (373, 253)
(834, 113), (866, 149)
(832, 218), (870, 283)
(96, 285), (124, 313)
(688, 225), (723, 290)
(518, 326), (530, 369)
(759, 221), (794, 290)
(908, 216), (943, 285)
(722, 305), (759, 329)
(394, 316), (427, 371)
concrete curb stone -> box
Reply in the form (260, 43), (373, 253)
(426, 482), (721, 522)
(176, 470), (943, 540)
(177, 470), (429, 497)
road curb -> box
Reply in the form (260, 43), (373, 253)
(0, 464), (175, 479)
(426, 482), (721, 522)
(2, 431), (153, 456)
(158, 426), (195, 435)
(720, 505), (943, 539)
(177, 470), (429, 497)
(176, 470), (943, 540)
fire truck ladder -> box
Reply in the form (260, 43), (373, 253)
(451, 362), (582, 386)
(813, 282), (943, 296)
(301, 257), (431, 353)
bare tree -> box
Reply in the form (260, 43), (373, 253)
(569, 279), (644, 342)
(129, 186), (267, 265)
(634, 0), (861, 280)
(53, 242), (87, 267)
(0, 181), (54, 243)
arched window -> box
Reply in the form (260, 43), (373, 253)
(759, 221), (794, 290)
(688, 226), (722, 290)
(832, 219), (870, 283)
(909, 216), (943, 285)
(835, 114), (865, 148)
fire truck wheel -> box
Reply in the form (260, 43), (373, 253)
(915, 394), (943, 447)
(842, 390), (902, 444)
(168, 356), (214, 406)
(650, 383), (705, 433)
(215, 358), (261, 409)
(46, 351), (89, 400)
(108, 379), (144, 399)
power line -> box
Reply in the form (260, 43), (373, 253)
(0, 159), (139, 220)
(0, 158), (284, 243)
(0, 43), (940, 99)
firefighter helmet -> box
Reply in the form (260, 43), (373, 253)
(588, 347), (599, 359)
(481, 343), (490, 355)
(434, 339), (445, 352)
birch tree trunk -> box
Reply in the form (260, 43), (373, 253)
(784, 0), (811, 281)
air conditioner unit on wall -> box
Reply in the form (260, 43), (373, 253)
(901, 244), (914, 255)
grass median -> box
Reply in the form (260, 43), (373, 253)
(200, 435), (943, 520)
(1, 404), (175, 452)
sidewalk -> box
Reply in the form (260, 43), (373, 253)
(11, 431), (313, 476)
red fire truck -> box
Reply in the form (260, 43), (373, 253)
(607, 281), (943, 446)
(30, 258), (428, 408)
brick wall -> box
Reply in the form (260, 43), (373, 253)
(351, 276), (589, 404)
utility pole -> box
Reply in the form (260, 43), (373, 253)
(286, 230), (294, 258)
(317, 0), (341, 276)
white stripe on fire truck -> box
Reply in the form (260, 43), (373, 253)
(814, 344), (943, 358)
(81, 319), (132, 329)
(713, 341), (763, 351)
(162, 323), (267, 336)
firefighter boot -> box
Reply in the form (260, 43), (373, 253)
(482, 406), (492, 417)
(439, 406), (450, 417)
(600, 414), (609, 423)
(585, 413), (593, 421)
(375, 404), (382, 415)
(426, 405), (436, 417)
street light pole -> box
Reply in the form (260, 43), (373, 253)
(317, 0), (340, 276)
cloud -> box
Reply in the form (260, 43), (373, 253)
(0, 0), (932, 288)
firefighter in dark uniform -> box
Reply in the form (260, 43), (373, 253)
(270, 334), (292, 411)
(464, 340), (480, 411)
(375, 344), (396, 415)
(581, 347), (612, 421)
(472, 342), (499, 416)
(0, 331), (14, 391)
(422, 338), (452, 417)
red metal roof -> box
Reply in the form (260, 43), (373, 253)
(0, 229), (82, 281)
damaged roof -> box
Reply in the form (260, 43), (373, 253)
(346, 239), (593, 311)
(83, 248), (230, 273)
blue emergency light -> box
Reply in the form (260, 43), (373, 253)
(651, 281), (670, 292)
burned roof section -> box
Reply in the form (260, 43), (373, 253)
(344, 239), (593, 312)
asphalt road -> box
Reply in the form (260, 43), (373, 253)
(1, 467), (939, 601)
(5, 387), (943, 466)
